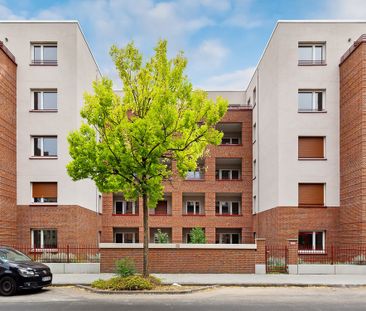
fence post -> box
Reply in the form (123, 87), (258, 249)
(67, 245), (70, 263)
(255, 238), (266, 274)
(331, 245), (334, 265)
(287, 238), (298, 275)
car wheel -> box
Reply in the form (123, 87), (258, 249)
(0, 276), (17, 296)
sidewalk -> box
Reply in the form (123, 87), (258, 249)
(52, 273), (366, 287)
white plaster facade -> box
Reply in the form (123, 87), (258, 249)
(0, 21), (101, 211)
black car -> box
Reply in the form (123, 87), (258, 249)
(0, 247), (52, 296)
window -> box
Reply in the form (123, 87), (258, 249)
(32, 90), (57, 110)
(216, 169), (240, 180)
(298, 183), (324, 207)
(32, 136), (57, 157)
(31, 43), (57, 65)
(114, 201), (136, 215)
(185, 159), (205, 180)
(115, 232), (136, 243)
(216, 233), (240, 244)
(215, 201), (240, 215)
(186, 201), (200, 214)
(298, 43), (326, 65)
(221, 137), (241, 145)
(299, 231), (325, 251)
(253, 195), (257, 213)
(31, 229), (57, 248)
(253, 88), (256, 106)
(32, 182), (57, 203)
(253, 160), (256, 179)
(155, 200), (168, 215)
(298, 137), (325, 159)
(298, 90), (325, 112)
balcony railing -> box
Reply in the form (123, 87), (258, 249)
(31, 59), (58, 66)
(298, 59), (326, 66)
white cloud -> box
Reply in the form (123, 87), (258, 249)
(197, 66), (255, 91)
(191, 39), (229, 69)
(0, 3), (24, 19)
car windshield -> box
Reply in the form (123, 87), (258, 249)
(0, 249), (31, 262)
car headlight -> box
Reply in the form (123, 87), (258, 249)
(18, 268), (35, 277)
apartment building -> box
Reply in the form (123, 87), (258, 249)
(2, 20), (366, 250)
(0, 21), (102, 247)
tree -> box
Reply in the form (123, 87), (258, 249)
(67, 40), (228, 277)
(189, 227), (207, 244)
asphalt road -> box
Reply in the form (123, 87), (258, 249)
(1, 286), (366, 311)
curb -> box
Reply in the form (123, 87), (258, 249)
(75, 284), (216, 295)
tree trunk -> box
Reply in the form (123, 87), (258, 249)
(142, 193), (149, 277)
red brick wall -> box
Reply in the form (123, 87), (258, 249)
(0, 42), (17, 245)
(253, 206), (339, 245)
(16, 205), (101, 246)
(100, 247), (256, 273)
(339, 37), (366, 245)
(101, 108), (254, 244)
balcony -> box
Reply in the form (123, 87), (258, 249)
(150, 228), (172, 243)
(113, 227), (139, 243)
(182, 193), (205, 215)
(113, 193), (138, 215)
(150, 193), (172, 216)
(185, 159), (205, 180)
(215, 228), (242, 244)
(215, 158), (242, 180)
(216, 123), (242, 145)
(216, 193), (242, 216)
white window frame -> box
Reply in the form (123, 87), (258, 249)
(221, 137), (241, 145)
(216, 201), (241, 215)
(298, 90), (325, 112)
(186, 169), (204, 180)
(298, 231), (326, 253)
(31, 90), (58, 110)
(31, 136), (57, 157)
(114, 201), (136, 214)
(31, 229), (57, 249)
(217, 169), (241, 180)
(114, 231), (136, 243)
(217, 233), (240, 244)
(185, 201), (201, 214)
(298, 43), (326, 62)
(31, 182), (57, 203)
(31, 43), (57, 63)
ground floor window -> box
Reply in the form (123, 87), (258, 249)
(298, 231), (325, 251)
(31, 229), (57, 248)
(216, 233), (240, 244)
(115, 232), (136, 243)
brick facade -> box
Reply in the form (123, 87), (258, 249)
(0, 42), (17, 245)
(16, 205), (101, 246)
(253, 207), (339, 245)
(339, 35), (366, 245)
(101, 108), (254, 244)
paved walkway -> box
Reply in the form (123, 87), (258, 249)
(53, 273), (366, 286)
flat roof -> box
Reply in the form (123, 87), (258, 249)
(0, 41), (16, 64)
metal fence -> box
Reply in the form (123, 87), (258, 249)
(11, 245), (100, 263)
(299, 246), (366, 265)
(266, 245), (288, 273)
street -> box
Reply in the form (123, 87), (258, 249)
(1, 286), (366, 311)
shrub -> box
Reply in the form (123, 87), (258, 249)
(189, 227), (206, 244)
(115, 257), (136, 277)
(122, 275), (153, 290)
(91, 276), (154, 291)
(148, 275), (162, 286)
(154, 229), (169, 243)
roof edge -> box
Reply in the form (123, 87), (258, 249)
(340, 34), (366, 65)
(0, 41), (16, 65)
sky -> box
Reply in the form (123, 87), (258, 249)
(0, 0), (364, 90)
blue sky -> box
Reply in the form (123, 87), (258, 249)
(0, 0), (362, 90)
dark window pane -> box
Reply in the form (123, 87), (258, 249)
(33, 137), (41, 156)
(115, 202), (123, 214)
(33, 230), (41, 248)
(124, 233), (134, 243)
(187, 202), (194, 214)
(316, 92), (323, 111)
(43, 137), (57, 156)
(232, 234), (240, 244)
(222, 234), (231, 244)
(299, 232), (313, 250)
(231, 170), (240, 180)
(43, 92), (57, 109)
(126, 202), (133, 214)
(221, 202), (229, 214)
(115, 233), (123, 243)
(43, 230), (57, 248)
(34, 46), (41, 61)
(215, 201), (220, 214)
(34, 92), (41, 110)
(43, 46), (57, 61)
(232, 202), (239, 214)
(315, 232), (324, 250)
(221, 138), (231, 145)
(221, 170), (230, 180)
(231, 138), (240, 144)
